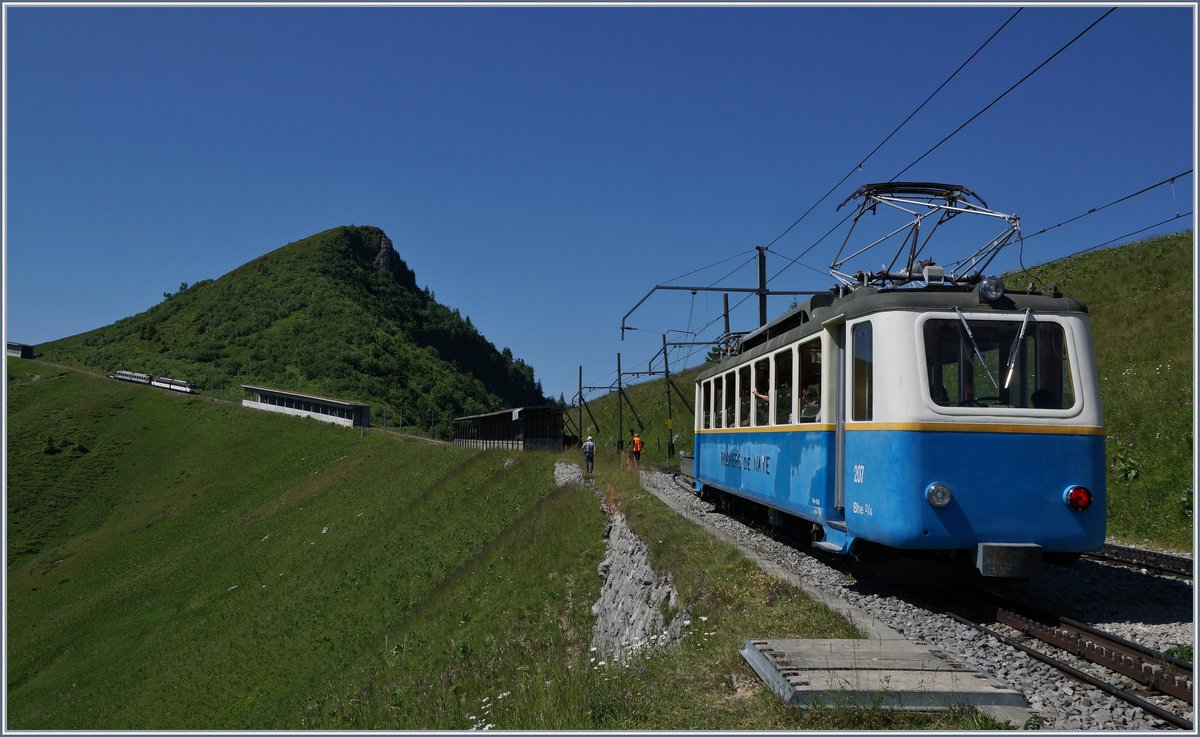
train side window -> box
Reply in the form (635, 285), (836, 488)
(712, 378), (723, 428)
(1025, 323), (1075, 409)
(703, 381), (713, 429)
(723, 372), (736, 428)
(852, 322), (873, 421)
(799, 339), (822, 421)
(773, 347), (794, 424)
(737, 365), (751, 426)
(752, 358), (770, 426)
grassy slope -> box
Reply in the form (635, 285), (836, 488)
(6, 360), (996, 730)
(6, 360), (567, 728)
(578, 232), (1194, 550)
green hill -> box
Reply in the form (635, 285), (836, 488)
(579, 231), (1193, 551)
(35, 226), (547, 434)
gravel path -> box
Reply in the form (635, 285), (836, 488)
(637, 469), (1194, 731)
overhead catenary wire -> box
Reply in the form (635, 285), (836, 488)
(686, 209), (857, 351)
(891, 7), (1117, 181)
(592, 6), (1165, 398)
(1012, 169), (1193, 286)
(762, 8), (1022, 253)
(661, 247), (758, 286)
(767, 8), (1114, 288)
(1021, 169), (1194, 242)
(614, 8), (1032, 377)
(623, 251), (759, 342)
(1070, 212), (1193, 258)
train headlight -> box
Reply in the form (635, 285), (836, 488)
(1064, 485), (1093, 511)
(926, 482), (953, 508)
(978, 275), (1006, 302)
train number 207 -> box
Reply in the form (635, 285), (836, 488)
(852, 464), (865, 484)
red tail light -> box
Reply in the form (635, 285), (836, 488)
(1065, 486), (1092, 511)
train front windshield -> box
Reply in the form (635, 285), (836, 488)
(923, 316), (1075, 410)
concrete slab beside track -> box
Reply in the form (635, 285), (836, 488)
(741, 636), (1030, 719)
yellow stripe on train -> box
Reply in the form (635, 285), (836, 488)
(695, 422), (1103, 436)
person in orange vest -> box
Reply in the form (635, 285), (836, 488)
(630, 431), (644, 466)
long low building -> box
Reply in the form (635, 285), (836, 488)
(241, 384), (371, 428)
(452, 406), (564, 451)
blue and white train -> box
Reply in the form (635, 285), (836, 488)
(691, 186), (1105, 579)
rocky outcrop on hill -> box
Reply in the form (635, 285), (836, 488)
(553, 462), (689, 665)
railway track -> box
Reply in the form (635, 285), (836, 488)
(947, 590), (1194, 730)
(1084, 543), (1194, 578)
(668, 465), (1193, 581)
(641, 469), (1192, 729)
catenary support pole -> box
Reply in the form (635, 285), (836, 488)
(617, 352), (624, 451)
(663, 333), (675, 459)
(757, 245), (768, 327)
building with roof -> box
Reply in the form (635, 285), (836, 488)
(241, 384), (370, 428)
(7, 342), (34, 359)
(452, 406), (564, 451)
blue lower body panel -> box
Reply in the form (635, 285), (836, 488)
(695, 427), (1105, 554)
(842, 428), (1105, 552)
(695, 428), (837, 525)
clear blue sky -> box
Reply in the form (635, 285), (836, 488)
(4, 3), (1195, 402)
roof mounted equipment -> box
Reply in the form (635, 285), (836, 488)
(830, 182), (1021, 289)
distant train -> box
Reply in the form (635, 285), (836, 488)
(113, 369), (152, 385)
(112, 369), (196, 394)
(689, 183), (1105, 579)
(151, 376), (196, 393)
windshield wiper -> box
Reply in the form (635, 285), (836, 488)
(954, 308), (998, 391)
(1003, 309), (1032, 390)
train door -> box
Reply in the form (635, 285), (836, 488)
(824, 316), (847, 524)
